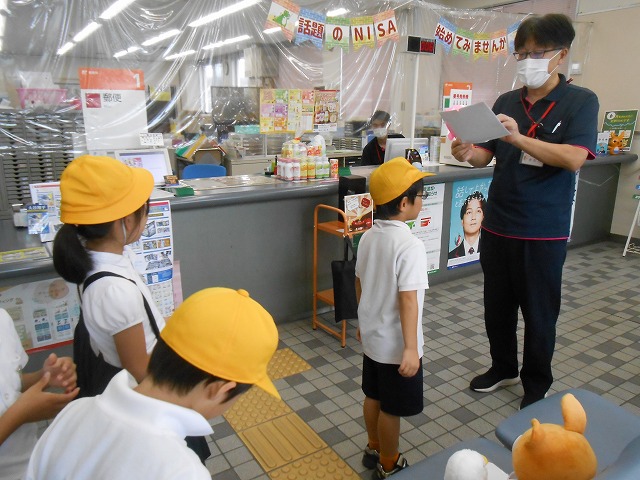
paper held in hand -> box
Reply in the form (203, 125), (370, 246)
(440, 102), (509, 143)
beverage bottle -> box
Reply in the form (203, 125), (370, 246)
(292, 158), (300, 181)
(307, 154), (316, 179)
(300, 156), (308, 180)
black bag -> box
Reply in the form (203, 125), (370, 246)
(74, 272), (160, 399)
(331, 237), (358, 323)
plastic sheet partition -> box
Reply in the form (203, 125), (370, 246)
(0, 1), (587, 219)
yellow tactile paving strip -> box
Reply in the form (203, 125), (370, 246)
(221, 348), (360, 479)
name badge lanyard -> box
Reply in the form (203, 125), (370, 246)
(521, 94), (556, 138)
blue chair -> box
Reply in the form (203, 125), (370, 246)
(181, 164), (226, 179)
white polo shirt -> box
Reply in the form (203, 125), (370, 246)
(26, 370), (213, 480)
(0, 309), (36, 480)
(82, 247), (165, 366)
(356, 220), (429, 365)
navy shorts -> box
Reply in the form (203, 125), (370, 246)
(362, 354), (424, 417)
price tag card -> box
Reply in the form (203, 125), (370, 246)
(140, 132), (164, 146)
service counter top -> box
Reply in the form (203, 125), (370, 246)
(1, 153), (636, 323)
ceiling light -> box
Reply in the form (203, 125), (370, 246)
(57, 42), (75, 56)
(327, 8), (349, 16)
(165, 50), (195, 61)
(263, 27), (281, 35)
(73, 22), (101, 43)
(100, 0), (136, 20)
(203, 34), (251, 50)
(142, 29), (181, 46)
(127, 46), (140, 53)
(113, 50), (128, 58)
(188, 0), (260, 28)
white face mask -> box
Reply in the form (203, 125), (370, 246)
(516, 51), (560, 89)
(373, 127), (388, 138)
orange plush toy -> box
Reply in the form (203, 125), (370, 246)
(512, 393), (598, 480)
(608, 131), (627, 155)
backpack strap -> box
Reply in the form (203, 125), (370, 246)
(82, 271), (161, 338)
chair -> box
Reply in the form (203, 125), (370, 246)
(495, 388), (640, 473)
(181, 164), (226, 179)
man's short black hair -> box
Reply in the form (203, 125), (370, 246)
(514, 13), (575, 51)
(459, 191), (486, 220)
(370, 110), (391, 125)
(375, 178), (424, 219)
(148, 337), (252, 400)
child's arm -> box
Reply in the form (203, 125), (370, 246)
(0, 372), (79, 446)
(114, 323), (151, 383)
(355, 277), (362, 342)
(398, 290), (420, 377)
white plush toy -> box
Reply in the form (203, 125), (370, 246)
(444, 449), (488, 480)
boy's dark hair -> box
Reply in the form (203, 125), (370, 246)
(370, 110), (391, 125)
(53, 201), (150, 285)
(375, 178), (424, 219)
(459, 191), (486, 220)
(148, 336), (252, 400)
(514, 13), (575, 51)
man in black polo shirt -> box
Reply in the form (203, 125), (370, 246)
(451, 13), (598, 409)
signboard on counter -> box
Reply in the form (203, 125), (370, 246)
(79, 67), (148, 151)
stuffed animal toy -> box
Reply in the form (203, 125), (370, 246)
(608, 131), (627, 155)
(444, 449), (489, 480)
(512, 393), (597, 480)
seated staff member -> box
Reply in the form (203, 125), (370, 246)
(360, 110), (405, 166)
(451, 13), (598, 410)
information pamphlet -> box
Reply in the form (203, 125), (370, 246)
(601, 110), (638, 154)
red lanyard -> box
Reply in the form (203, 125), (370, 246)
(522, 94), (556, 138)
(376, 142), (383, 164)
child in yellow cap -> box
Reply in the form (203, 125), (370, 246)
(356, 158), (432, 478)
(26, 287), (279, 480)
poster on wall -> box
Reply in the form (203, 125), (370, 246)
(447, 177), (492, 270)
(259, 88), (323, 133)
(79, 67), (148, 151)
(601, 110), (638, 154)
(440, 82), (472, 165)
(29, 182), (62, 242)
(0, 278), (80, 352)
(129, 199), (175, 317)
(313, 90), (339, 132)
(406, 183), (445, 274)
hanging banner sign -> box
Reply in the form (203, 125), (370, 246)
(473, 33), (492, 60)
(351, 16), (375, 51)
(491, 29), (508, 58)
(507, 22), (519, 52)
(373, 10), (399, 47)
(265, 0), (300, 41)
(295, 8), (326, 48)
(453, 28), (473, 57)
(434, 17), (456, 53)
(325, 16), (350, 52)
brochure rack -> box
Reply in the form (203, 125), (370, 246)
(313, 204), (364, 347)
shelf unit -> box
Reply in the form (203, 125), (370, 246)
(313, 203), (367, 347)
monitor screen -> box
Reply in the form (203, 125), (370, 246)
(383, 138), (430, 164)
(114, 149), (172, 186)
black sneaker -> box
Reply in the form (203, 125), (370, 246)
(470, 369), (519, 393)
(520, 391), (548, 410)
(362, 445), (379, 469)
(372, 454), (408, 479)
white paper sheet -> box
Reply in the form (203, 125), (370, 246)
(440, 102), (510, 143)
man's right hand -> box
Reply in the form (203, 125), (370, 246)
(451, 138), (475, 163)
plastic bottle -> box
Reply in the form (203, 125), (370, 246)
(283, 158), (293, 181)
(292, 157), (300, 181)
(272, 156), (278, 176)
(300, 156), (308, 180)
(307, 154), (316, 179)
(316, 157), (324, 179)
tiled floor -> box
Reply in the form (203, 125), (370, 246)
(205, 239), (640, 479)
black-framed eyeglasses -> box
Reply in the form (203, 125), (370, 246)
(512, 48), (560, 61)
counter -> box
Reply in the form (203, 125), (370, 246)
(1, 154), (636, 324)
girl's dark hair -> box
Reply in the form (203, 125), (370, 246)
(459, 191), (486, 220)
(52, 201), (150, 285)
(148, 336), (252, 400)
(514, 13), (575, 51)
(375, 178), (424, 219)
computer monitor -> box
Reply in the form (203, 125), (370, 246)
(114, 148), (173, 186)
(383, 137), (430, 163)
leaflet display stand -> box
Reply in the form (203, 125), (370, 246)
(623, 198), (640, 256)
(313, 204), (366, 347)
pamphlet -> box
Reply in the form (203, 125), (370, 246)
(596, 132), (609, 156)
(440, 102), (509, 144)
(601, 110), (638, 154)
(344, 193), (373, 232)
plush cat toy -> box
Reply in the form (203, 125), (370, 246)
(512, 393), (597, 480)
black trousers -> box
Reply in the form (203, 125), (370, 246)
(480, 229), (567, 398)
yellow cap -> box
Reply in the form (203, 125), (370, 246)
(161, 288), (280, 399)
(60, 155), (154, 225)
(369, 157), (433, 206)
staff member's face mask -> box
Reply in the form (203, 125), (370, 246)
(373, 127), (388, 138)
(515, 50), (561, 89)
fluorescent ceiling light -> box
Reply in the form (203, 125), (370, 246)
(203, 34), (251, 50)
(188, 0), (260, 28)
(0, 0), (6, 51)
(263, 27), (281, 35)
(113, 50), (128, 58)
(73, 22), (101, 42)
(327, 8), (349, 16)
(100, 0), (136, 20)
(142, 29), (181, 46)
(57, 42), (75, 56)
(127, 46), (140, 53)
(165, 50), (195, 61)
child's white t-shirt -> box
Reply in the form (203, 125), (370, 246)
(356, 219), (429, 365)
